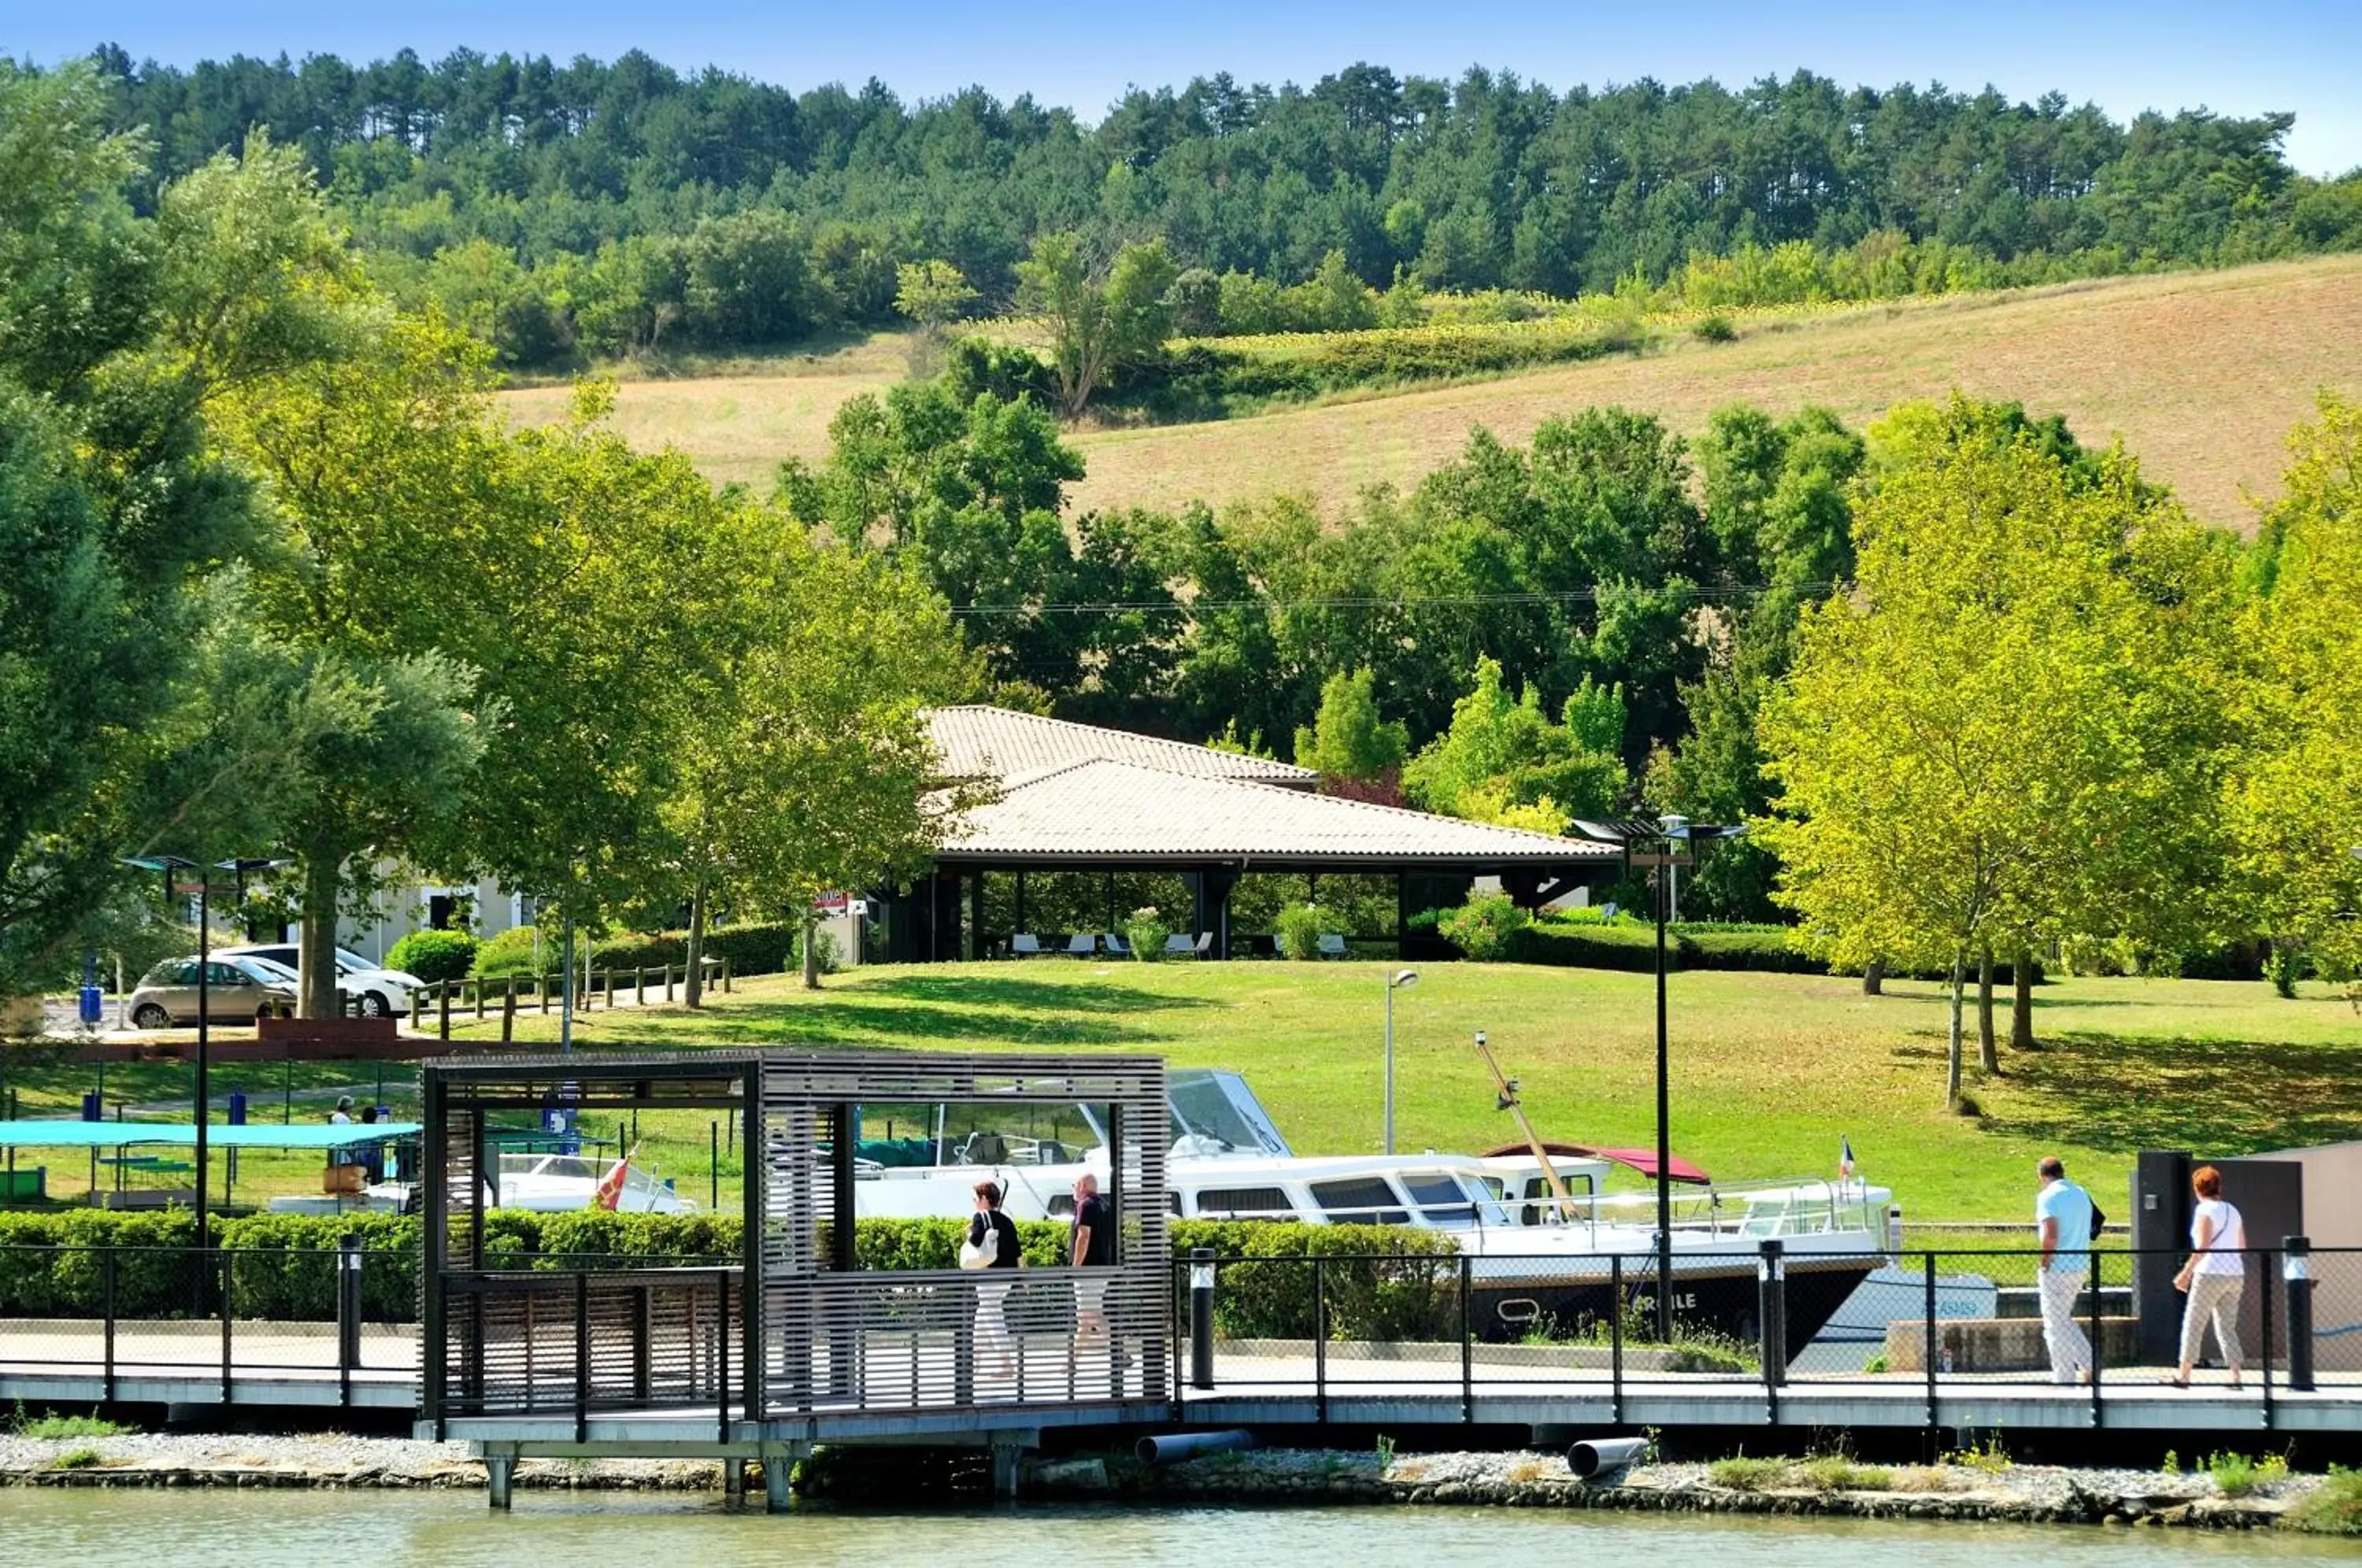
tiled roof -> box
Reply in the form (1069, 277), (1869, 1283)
(939, 758), (1618, 866)
(927, 705), (1316, 787)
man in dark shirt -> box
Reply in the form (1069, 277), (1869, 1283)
(1069, 1172), (1115, 1347)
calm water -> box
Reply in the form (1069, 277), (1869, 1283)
(0, 1490), (2349, 1567)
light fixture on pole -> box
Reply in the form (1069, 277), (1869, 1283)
(120, 854), (284, 1309)
(1384, 968), (1419, 1156)
(1571, 815), (1747, 1341)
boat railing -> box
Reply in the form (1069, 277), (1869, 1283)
(1522, 1177), (1885, 1240)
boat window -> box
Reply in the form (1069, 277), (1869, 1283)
(1192, 1186), (1292, 1218)
(1168, 1071), (1292, 1157)
(1401, 1173), (1476, 1226)
(1309, 1177), (1409, 1225)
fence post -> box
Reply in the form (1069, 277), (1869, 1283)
(2088, 1248), (2104, 1428)
(338, 1233), (361, 1406)
(575, 1269), (591, 1444)
(410, 986), (426, 1031)
(1758, 1238), (1786, 1411)
(438, 983), (451, 1041)
(635, 966), (647, 1005)
(722, 956), (732, 994)
(1923, 1251), (1938, 1432)
(717, 1270), (731, 1444)
(103, 1244), (118, 1402)
(1609, 1253), (1624, 1425)
(2285, 1237), (2315, 1392)
(539, 973), (552, 1015)
(1312, 1256), (1327, 1426)
(710, 1121), (720, 1212)
(1459, 1253), (1474, 1423)
(602, 969), (614, 1008)
(501, 979), (516, 1043)
(220, 1249), (234, 1406)
(473, 979), (486, 1022)
(1188, 1248), (1216, 1391)
(665, 964), (676, 1004)
(2260, 1245), (2275, 1429)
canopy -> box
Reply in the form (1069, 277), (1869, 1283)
(0, 1119), (419, 1151)
(1483, 1141), (1712, 1185)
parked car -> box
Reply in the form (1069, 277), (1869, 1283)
(218, 944), (423, 1019)
(127, 956), (298, 1029)
(234, 953), (359, 1016)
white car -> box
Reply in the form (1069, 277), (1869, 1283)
(219, 943), (424, 1019)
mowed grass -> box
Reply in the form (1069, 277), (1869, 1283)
(494, 257), (2362, 531)
(424, 961), (2362, 1222)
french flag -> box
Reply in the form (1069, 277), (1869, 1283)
(1838, 1136), (1856, 1180)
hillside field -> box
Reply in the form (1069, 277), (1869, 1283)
(498, 256), (2362, 529)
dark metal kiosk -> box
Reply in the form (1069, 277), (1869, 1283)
(418, 1048), (1172, 1508)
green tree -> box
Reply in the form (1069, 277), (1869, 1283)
(893, 259), (979, 332)
(1293, 669), (1409, 782)
(1015, 232), (1177, 416)
(1759, 399), (2232, 1102)
(2229, 394), (2362, 994)
(1401, 657), (1625, 834)
(684, 209), (809, 346)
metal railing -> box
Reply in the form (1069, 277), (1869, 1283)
(1174, 1241), (2360, 1428)
(410, 959), (731, 1041)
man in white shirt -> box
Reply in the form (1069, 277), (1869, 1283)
(2034, 1155), (2095, 1385)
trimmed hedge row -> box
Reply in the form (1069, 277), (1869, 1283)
(579, 923), (799, 980)
(1505, 922), (1827, 975)
(0, 1210), (1457, 1341)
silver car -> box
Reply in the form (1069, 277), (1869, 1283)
(126, 956), (298, 1029)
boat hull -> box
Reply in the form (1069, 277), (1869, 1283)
(1468, 1255), (1881, 1357)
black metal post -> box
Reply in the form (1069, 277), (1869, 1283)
(1923, 1250), (1938, 1430)
(1313, 1256), (1327, 1425)
(2260, 1246), (2275, 1429)
(2089, 1247), (2104, 1427)
(1653, 855), (1672, 1343)
(717, 1269), (731, 1444)
(194, 875), (211, 1314)
(2285, 1237), (2315, 1392)
(1188, 1247), (1216, 1390)
(219, 1248), (232, 1405)
(338, 1231), (361, 1403)
(710, 1120), (720, 1212)
(1459, 1253), (1474, 1423)
(1609, 1253), (1624, 1424)
(1757, 1239), (1786, 1402)
(102, 1244), (117, 1402)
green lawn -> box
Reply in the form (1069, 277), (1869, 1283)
(5, 960), (2353, 1222)
(440, 960), (2359, 1222)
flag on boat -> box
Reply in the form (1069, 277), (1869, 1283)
(1838, 1136), (1856, 1180)
(594, 1146), (636, 1211)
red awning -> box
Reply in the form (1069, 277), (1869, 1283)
(1480, 1141), (1712, 1185)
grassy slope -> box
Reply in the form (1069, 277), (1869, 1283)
(497, 257), (2362, 529)
(430, 962), (2359, 1222)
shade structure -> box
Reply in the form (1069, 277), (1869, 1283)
(1481, 1140), (1711, 1185)
(0, 1119), (419, 1150)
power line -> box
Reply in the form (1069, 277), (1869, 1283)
(946, 582), (1836, 618)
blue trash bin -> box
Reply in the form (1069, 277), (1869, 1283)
(228, 1092), (248, 1126)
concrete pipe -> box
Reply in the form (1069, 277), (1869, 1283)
(1136, 1429), (1258, 1467)
(1566, 1436), (1652, 1480)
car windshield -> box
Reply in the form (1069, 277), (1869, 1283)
(239, 956), (298, 983)
(334, 949), (384, 974)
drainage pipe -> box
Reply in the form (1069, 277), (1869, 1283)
(1136, 1429), (1258, 1466)
(1566, 1436), (1652, 1480)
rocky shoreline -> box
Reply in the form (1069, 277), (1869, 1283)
(0, 1433), (2327, 1531)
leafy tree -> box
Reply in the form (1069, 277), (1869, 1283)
(1294, 669), (1409, 783)
(1401, 657), (1625, 834)
(2228, 394), (2362, 995)
(1016, 232), (1178, 416)
(683, 209), (809, 346)
(1758, 399), (2232, 1103)
(893, 260), (978, 331)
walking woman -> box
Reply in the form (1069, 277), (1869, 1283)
(2171, 1165), (2247, 1388)
(965, 1180), (1022, 1380)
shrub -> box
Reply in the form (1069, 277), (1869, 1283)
(1438, 892), (1530, 960)
(1709, 1455), (1784, 1491)
(2207, 1450), (2290, 1498)
(2266, 945), (2305, 999)
(1692, 314), (1737, 342)
(1122, 905), (1172, 962)
(385, 928), (477, 983)
(1504, 920), (1827, 975)
(1273, 902), (1329, 960)
(794, 925), (842, 977)
(471, 925), (546, 980)
(2286, 1466), (2362, 1535)
(570, 922), (798, 980)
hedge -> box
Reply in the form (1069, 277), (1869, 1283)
(1505, 921), (1827, 975)
(577, 922), (799, 980)
(0, 1211), (1456, 1340)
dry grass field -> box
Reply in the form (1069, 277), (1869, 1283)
(498, 255), (2362, 529)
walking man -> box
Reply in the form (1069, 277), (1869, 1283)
(2034, 1155), (2095, 1385)
(1069, 1171), (1115, 1346)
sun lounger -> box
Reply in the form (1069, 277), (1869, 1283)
(1065, 933), (1098, 957)
(1011, 933), (1044, 958)
(1164, 934), (1195, 957)
(1316, 934), (1348, 958)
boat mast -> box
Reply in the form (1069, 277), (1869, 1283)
(1473, 1031), (1578, 1220)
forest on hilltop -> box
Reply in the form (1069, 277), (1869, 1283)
(83, 46), (2362, 366)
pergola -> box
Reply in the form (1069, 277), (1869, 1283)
(872, 710), (1621, 961)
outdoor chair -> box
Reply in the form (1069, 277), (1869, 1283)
(1600, 901), (1619, 919)
(1163, 933), (1195, 957)
(1011, 933), (1045, 958)
(1064, 933), (1098, 957)
(1193, 932), (1216, 958)
(1104, 933), (1132, 957)
(1316, 934), (1348, 958)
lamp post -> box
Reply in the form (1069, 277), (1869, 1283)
(1384, 969), (1418, 1155)
(1572, 815), (1747, 1340)
(122, 854), (284, 1297)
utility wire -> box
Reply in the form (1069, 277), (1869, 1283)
(947, 581), (1835, 618)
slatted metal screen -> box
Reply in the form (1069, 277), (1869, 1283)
(421, 1048), (1169, 1436)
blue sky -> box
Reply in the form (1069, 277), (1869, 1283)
(9, 0), (2359, 175)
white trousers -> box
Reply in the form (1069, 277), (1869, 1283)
(2179, 1272), (2245, 1369)
(2039, 1265), (2092, 1383)
(973, 1278), (1013, 1370)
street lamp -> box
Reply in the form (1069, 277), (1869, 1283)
(121, 854), (285, 1294)
(1571, 815), (1748, 1340)
(1384, 969), (1419, 1156)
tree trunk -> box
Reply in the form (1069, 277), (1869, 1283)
(1862, 959), (1885, 997)
(802, 909), (822, 990)
(2012, 948), (2036, 1052)
(683, 875), (708, 1010)
(1977, 947), (1999, 1074)
(1945, 952), (1966, 1108)
(298, 852), (343, 1020)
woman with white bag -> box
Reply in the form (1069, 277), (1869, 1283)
(2171, 1165), (2247, 1389)
(963, 1180), (1023, 1380)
